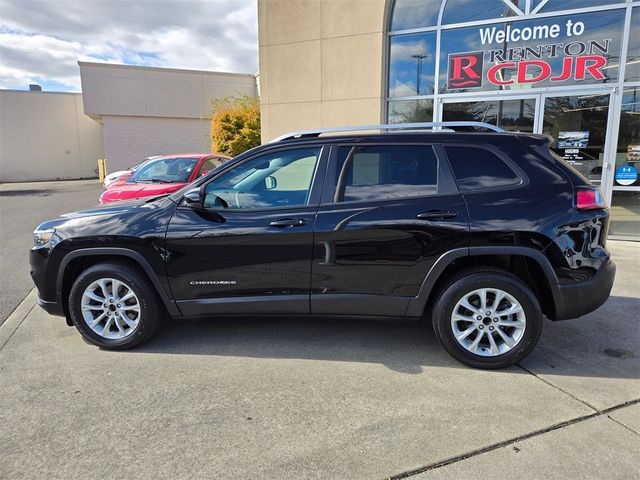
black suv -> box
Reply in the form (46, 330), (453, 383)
(30, 122), (615, 369)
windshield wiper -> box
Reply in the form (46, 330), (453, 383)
(137, 179), (174, 183)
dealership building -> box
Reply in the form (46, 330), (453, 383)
(257, 0), (639, 239)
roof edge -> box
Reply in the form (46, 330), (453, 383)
(77, 61), (255, 78)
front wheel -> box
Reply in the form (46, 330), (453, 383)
(432, 270), (543, 369)
(68, 262), (162, 349)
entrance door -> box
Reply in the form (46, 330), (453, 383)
(538, 92), (615, 191)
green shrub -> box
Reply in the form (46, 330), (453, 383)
(210, 95), (261, 157)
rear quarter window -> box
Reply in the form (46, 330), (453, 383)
(444, 146), (522, 191)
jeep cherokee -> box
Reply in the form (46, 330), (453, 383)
(29, 122), (615, 369)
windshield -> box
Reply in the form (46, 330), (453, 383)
(129, 157), (199, 184)
(128, 159), (149, 171)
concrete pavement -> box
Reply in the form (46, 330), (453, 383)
(0, 180), (102, 325)
(0, 241), (638, 479)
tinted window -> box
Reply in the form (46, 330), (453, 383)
(335, 145), (438, 202)
(203, 148), (320, 209)
(445, 146), (520, 191)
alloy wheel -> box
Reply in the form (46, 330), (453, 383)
(451, 288), (526, 357)
(81, 278), (141, 339)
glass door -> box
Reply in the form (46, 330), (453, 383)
(538, 92), (614, 189)
(441, 97), (536, 133)
(610, 87), (640, 239)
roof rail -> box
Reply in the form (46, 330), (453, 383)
(270, 121), (504, 142)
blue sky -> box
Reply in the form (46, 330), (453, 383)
(0, 0), (258, 92)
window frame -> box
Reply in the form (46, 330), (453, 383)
(184, 145), (329, 213)
(440, 143), (529, 193)
(320, 143), (458, 206)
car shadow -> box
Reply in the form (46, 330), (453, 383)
(0, 189), (55, 197)
(135, 315), (450, 374)
(127, 295), (639, 379)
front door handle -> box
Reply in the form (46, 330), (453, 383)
(269, 218), (307, 228)
(416, 210), (458, 221)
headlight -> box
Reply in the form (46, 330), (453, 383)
(33, 228), (56, 247)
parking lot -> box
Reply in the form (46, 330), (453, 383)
(0, 181), (638, 479)
(0, 180), (102, 325)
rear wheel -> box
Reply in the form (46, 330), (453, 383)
(68, 262), (162, 349)
(432, 270), (543, 369)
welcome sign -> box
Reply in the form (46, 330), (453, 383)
(447, 18), (613, 89)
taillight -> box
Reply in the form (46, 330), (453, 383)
(576, 188), (605, 210)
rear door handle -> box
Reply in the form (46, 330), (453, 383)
(416, 210), (458, 221)
(269, 218), (307, 228)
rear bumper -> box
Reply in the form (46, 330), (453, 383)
(552, 259), (616, 321)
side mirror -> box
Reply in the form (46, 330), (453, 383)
(200, 170), (210, 177)
(265, 175), (277, 190)
(183, 187), (203, 209)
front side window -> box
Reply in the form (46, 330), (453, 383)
(202, 148), (321, 209)
(445, 146), (521, 191)
(334, 145), (439, 202)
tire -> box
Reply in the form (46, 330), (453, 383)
(431, 269), (543, 369)
(68, 262), (162, 349)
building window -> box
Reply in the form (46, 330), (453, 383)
(442, 99), (535, 132)
(437, 10), (625, 94)
(532, 0), (622, 14)
(388, 99), (434, 124)
(442, 0), (519, 25)
(625, 7), (640, 83)
(389, 32), (436, 97)
(390, 0), (441, 31)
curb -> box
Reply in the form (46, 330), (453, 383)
(0, 288), (37, 351)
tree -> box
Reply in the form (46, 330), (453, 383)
(210, 95), (261, 157)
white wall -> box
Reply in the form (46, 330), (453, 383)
(0, 91), (104, 182)
(78, 62), (258, 173)
(102, 116), (212, 171)
(80, 62), (257, 119)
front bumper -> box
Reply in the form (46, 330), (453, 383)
(30, 246), (66, 318)
(553, 259), (616, 321)
(37, 296), (65, 317)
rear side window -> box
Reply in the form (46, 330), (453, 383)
(445, 146), (521, 191)
(335, 145), (438, 202)
(197, 157), (226, 177)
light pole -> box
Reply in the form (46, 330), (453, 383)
(411, 53), (428, 96)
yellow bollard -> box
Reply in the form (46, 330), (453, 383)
(97, 159), (107, 183)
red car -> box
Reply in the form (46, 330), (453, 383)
(99, 154), (230, 204)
